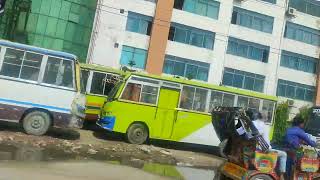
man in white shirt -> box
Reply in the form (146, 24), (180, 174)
(252, 112), (287, 180)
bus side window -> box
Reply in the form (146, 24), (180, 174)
(209, 91), (223, 111)
(140, 85), (158, 104)
(80, 69), (89, 93)
(237, 96), (249, 108)
(43, 57), (74, 88)
(180, 86), (195, 110)
(222, 93), (235, 107)
(262, 100), (275, 123)
(90, 72), (106, 95)
(193, 88), (208, 112)
(0, 49), (43, 82)
(121, 83), (141, 102)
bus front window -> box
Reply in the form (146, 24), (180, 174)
(108, 80), (124, 101)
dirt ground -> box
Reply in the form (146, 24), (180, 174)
(0, 122), (225, 169)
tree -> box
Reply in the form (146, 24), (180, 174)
(272, 102), (289, 143)
(296, 106), (312, 123)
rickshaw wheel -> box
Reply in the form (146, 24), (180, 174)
(249, 174), (273, 180)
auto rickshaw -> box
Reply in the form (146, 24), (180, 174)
(211, 107), (320, 180)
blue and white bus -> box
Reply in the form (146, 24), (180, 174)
(0, 40), (85, 135)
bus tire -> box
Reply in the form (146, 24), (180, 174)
(126, 123), (148, 145)
(249, 174), (273, 180)
(22, 111), (51, 136)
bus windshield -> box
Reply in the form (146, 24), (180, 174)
(306, 107), (320, 136)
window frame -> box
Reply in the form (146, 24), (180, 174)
(277, 79), (315, 102)
(126, 11), (153, 35)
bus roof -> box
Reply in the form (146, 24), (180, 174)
(129, 72), (278, 101)
(0, 40), (77, 60)
(80, 63), (126, 75)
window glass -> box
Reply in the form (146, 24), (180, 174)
(170, 23), (215, 49)
(80, 69), (89, 93)
(90, 72), (106, 95)
(126, 12), (153, 35)
(180, 86), (195, 110)
(222, 94), (235, 107)
(20, 52), (43, 81)
(120, 46), (147, 69)
(0, 48), (24, 78)
(232, 7), (274, 33)
(284, 22), (320, 46)
(280, 50), (318, 74)
(185, 64), (198, 80)
(43, 58), (74, 88)
(237, 96), (249, 108)
(222, 67), (265, 93)
(163, 55), (210, 81)
(248, 98), (260, 111)
(262, 100), (275, 123)
(227, 37), (269, 63)
(277, 79), (315, 102)
(193, 88), (207, 112)
(209, 91), (223, 111)
(289, 0), (320, 17)
(121, 83), (142, 102)
(141, 85), (158, 104)
(182, 0), (220, 19)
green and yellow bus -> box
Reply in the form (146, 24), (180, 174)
(97, 73), (277, 145)
(80, 63), (125, 121)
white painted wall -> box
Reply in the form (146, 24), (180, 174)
(87, 0), (156, 68)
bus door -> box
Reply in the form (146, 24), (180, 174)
(154, 86), (180, 139)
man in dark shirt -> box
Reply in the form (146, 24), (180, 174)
(285, 116), (316, 149)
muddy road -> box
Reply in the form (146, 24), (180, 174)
(0, 122), (223, 179)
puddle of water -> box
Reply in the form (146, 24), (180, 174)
(0, 143), (217, 180)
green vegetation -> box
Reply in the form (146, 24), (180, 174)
(272, 102), (289, 143)
(296, 106), (312, 123)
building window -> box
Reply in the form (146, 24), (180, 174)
(284, 22), (320, 46)
(261, 0), (276, 4)
(163, 55), (210, 81)
(126, 12), (153, 35)
(120, 46), (147, 69)
(289, 0), (320, 17)
(227, 37), (270, 62)
(231, 7), (274, 34)
(174, 0), (220, 20)
(280, 50), (318, 74)
(222, 68), (265, 92)
(168, 23), (215, 49)
(277, 79), (315, 102)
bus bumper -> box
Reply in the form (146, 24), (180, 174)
(97, 116), (115, 131)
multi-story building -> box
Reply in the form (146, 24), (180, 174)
(0, 0), (97, 61)
(90, 0), (319, 115)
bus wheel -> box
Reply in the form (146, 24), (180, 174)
(22, 111), (51, 136)
(126, 123), (148, 145)
(249, 174), (273, 180)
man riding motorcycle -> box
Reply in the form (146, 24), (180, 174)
(285, 116), (316, 149)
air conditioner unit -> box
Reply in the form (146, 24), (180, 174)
(287, 99), (295, 107)
(286, 7), (297, 17)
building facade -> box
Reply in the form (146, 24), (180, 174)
(0, 0), (97, 61)
(88, 0), (319, 115)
